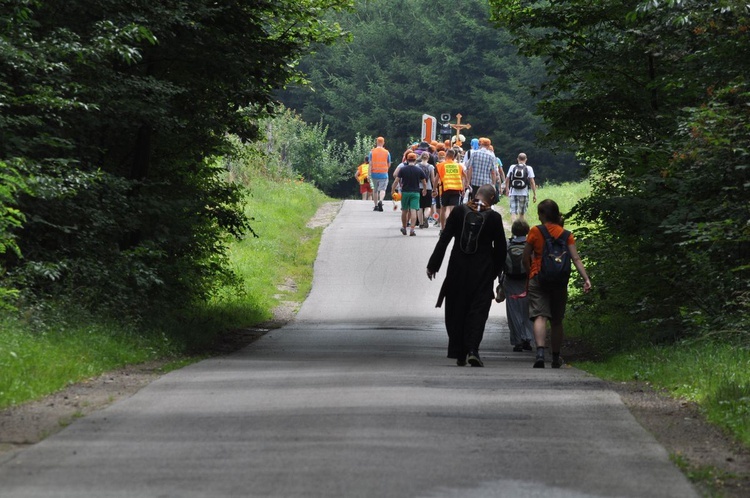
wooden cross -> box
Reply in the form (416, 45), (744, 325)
(449, 113), (471, 147)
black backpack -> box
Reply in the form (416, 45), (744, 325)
(504, 240), (527, 280)
(510, 164), (530, 189)
(537, 224), (572, 286)
(459, 209), (487, 254)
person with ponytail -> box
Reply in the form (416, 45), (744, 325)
(426, 184), (507, 367)
(523, 199), (591, 368)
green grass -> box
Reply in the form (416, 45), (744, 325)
(0, 313), (178, 408)
(515, 180), (750, 448)
(671, 452), (740, 493)
(199, 174), (331, 329)
(0, 171), (332, 409)
(574, 342), (750, 446)
(495, 181), (591, 231)
(534, 180), (591, 222)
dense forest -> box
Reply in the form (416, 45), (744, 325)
(0, 0), (352, 321)
(489, 0), (749, 345)
(278, 0), (583, 194)
(1, 0), (748, 350)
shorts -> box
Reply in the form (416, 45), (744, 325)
(420, 190), (433, 209)
(441, 191), (461, 207)
(528, 276), (568, 323)
(510, 195), (529, 215)
(359, 183), (373, 194)
(401, 191), (421, 211)
(434, 190), (442, 209)
(373, 178), (388, 192)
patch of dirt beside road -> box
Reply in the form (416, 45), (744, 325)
(613, 382), (749, 497)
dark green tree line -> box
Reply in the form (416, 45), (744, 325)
(278, 0), (581, 195)
(0, 0), (351, 318)
(489, 0), (750, 344)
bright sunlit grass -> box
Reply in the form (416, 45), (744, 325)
(0, 314), (177, 408)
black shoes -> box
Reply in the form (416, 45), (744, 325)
(551, 355), (564, 368)
(457, 356), (467, 367)
(513, 340), (532, 352)
(467, 352), (484, 367)
(533, 356), (545, 368)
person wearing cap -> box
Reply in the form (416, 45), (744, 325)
(464, 138), (480, 165)
(465, 137), (498, 201)
(355, 157), (373, 201)
(368, 136), (391, 211)
(392, 152), (428, 236)
(435, 149), (466, 233)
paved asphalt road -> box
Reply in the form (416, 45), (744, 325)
(0, 200), (697, 497)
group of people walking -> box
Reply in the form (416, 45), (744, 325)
(356, 136), (592, 369)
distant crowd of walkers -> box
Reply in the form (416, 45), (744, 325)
(357, 136), (591, 369)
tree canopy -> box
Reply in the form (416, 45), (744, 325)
(0, 0), (352, 317)
(489, 0), (750, 343)
(278, 0), (582, 190)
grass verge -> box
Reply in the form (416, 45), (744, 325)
(572, 340), (750, 447)
(0, 313), (178, 408)
(0, 172), (331, 409)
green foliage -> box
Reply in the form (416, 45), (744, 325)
(203, 174), (331, 335)
(0, 308), (180, 408)
(575, 342), (750, 447)
(256, 107), (373, 196)
(0, 137), (334, 406)
(278, 0), (581, 183)
(0, 161), (26, 309)
(0, 0), (352, 321)
(490, 0), (750, 345)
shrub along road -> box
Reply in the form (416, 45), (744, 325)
(0, 201), (697, 497)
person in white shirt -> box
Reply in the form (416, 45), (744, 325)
(504, 152), (537, 221)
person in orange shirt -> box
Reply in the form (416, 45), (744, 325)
(354, 158), (372, 201)
(435, 149), (466, 233)
(368, 136), (392, 211)
(523, 199), (591, 369)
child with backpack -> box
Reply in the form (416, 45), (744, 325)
(498, 220), (534, 352)
(523, 199), (591, 368)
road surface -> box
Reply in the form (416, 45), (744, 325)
(0, 200), (697, 497)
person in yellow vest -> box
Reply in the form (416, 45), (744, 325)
(435, 149), (466, 233)
(355, 158), (372, 201)
(368, 136), (391, 211)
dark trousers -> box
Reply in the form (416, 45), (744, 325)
(444, 295), (493, 359)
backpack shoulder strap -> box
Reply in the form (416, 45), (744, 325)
(538, 224), (569, 243)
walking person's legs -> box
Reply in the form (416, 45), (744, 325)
(400, 198), (408, 234)
(464, 295), (492, 367)
(532, 315), (548, 367)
